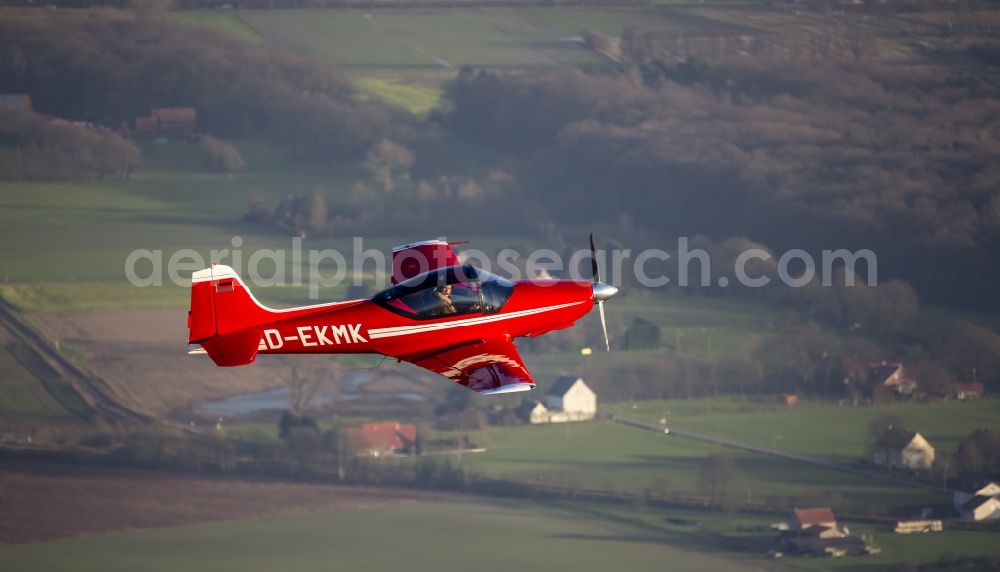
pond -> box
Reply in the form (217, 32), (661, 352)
(194, 371), (426, 417)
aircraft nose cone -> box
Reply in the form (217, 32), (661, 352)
(592, 282), (618, 302)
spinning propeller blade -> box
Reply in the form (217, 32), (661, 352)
(589, 233), (617, 352)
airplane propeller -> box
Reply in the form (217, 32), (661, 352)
(589, 233), (618, 352)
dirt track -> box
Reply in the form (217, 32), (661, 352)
(24, 309), (440, 417)
(10, 304), (444, 420)
(0, 302), (137, 422)
(0, 465), (446, 543)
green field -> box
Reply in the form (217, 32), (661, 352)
(205, 9), (603, 70)
(0, 136), (779, 332)
(232, 7), (755, 75)
(354, 77), (442, 116)
(0, 344), (81, 425)
(607, 503), (1000, 572)
(210, 397), (1000, 515)
(0, 135), (548, 312)
(0, 498), (763, 572)
(452, 420), (947, 514)
(4, 494), (998, 572)
(170, 11), (267, 44)
(0, 140), (404, 310)
(171, 7), (761, 114)
(604, 397), (1000, 463)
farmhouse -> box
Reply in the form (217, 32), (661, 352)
(954, 481), (1000, 521)
(346, 421), (416, 457)
(873, 428), (935, 471)
(776, 393), (798, 406)
(791, 507), (843, 539)
(776, 507), (869, 557)
(868, 361), (917, 400)
(522, 376), (596, 424)
(132, 107), (197, 138)
(955, 382), (984, 400)
(960, 496), (1000, 521)
(153, 107), (196, 134)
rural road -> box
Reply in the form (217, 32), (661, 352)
(610, 414), (949, 493)
(0, 300), (147, 423)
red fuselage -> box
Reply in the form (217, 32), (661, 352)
(189, 255), (615, 393)
(248, 280), (594, 361)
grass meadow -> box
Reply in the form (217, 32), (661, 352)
(207, 397), (1000, 516)
(3, 492), (998, 572)
(604, 502), (1000, 572)
(0, 344), (80, 425)
(0, 498), (762, 572)
(603, 397), (1000, 463)
(0, 139), (396, 309)
(171, 7), (763, 115)
(453, 420), (949, 513)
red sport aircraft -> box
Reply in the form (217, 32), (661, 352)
(187, 238), (618, 395)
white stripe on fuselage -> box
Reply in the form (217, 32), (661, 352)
(367, 301), (586, 339)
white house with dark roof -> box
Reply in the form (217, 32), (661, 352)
(955, 482), (1000, 521)
(523, 376), (596, 424)
(873, 428), (935, 471)
(960, 495), (1000, 521)
(868, 361), (917, 396)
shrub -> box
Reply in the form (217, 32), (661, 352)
(199, 135), (246, 173)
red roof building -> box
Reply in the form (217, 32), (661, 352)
(791, 507), (848, 540)
(348, 422), (416, 457)
(792, 507), (837, 531)
(955, 383), (984, 400)
(152, 107), (196, 128)
(777, 393), (798, 406)
(131, 107), (197, 138)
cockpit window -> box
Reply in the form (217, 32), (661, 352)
(374, 265), (498, 320)
(478, 268), (514, 315)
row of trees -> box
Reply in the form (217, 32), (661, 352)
(954, 429), (1000, 479)
(0, 109), (140, 179)
(525, 313), (1000, 403)
(0, 8), (413, 160)
(440, 53), (1000, 310)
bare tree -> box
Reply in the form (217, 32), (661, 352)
(288, 366), (323, 415)
(363, 140), (414, 192)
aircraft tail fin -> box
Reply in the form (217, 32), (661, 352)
(188, 264), (273, 367)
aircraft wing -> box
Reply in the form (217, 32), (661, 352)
(401, 338), (535, 395)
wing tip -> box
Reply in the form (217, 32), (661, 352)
(479, 383), (534, 396)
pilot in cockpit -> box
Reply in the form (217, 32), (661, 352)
(434, 284), (457, 315)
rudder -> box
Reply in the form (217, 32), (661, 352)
(188, 265), (272, 367)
